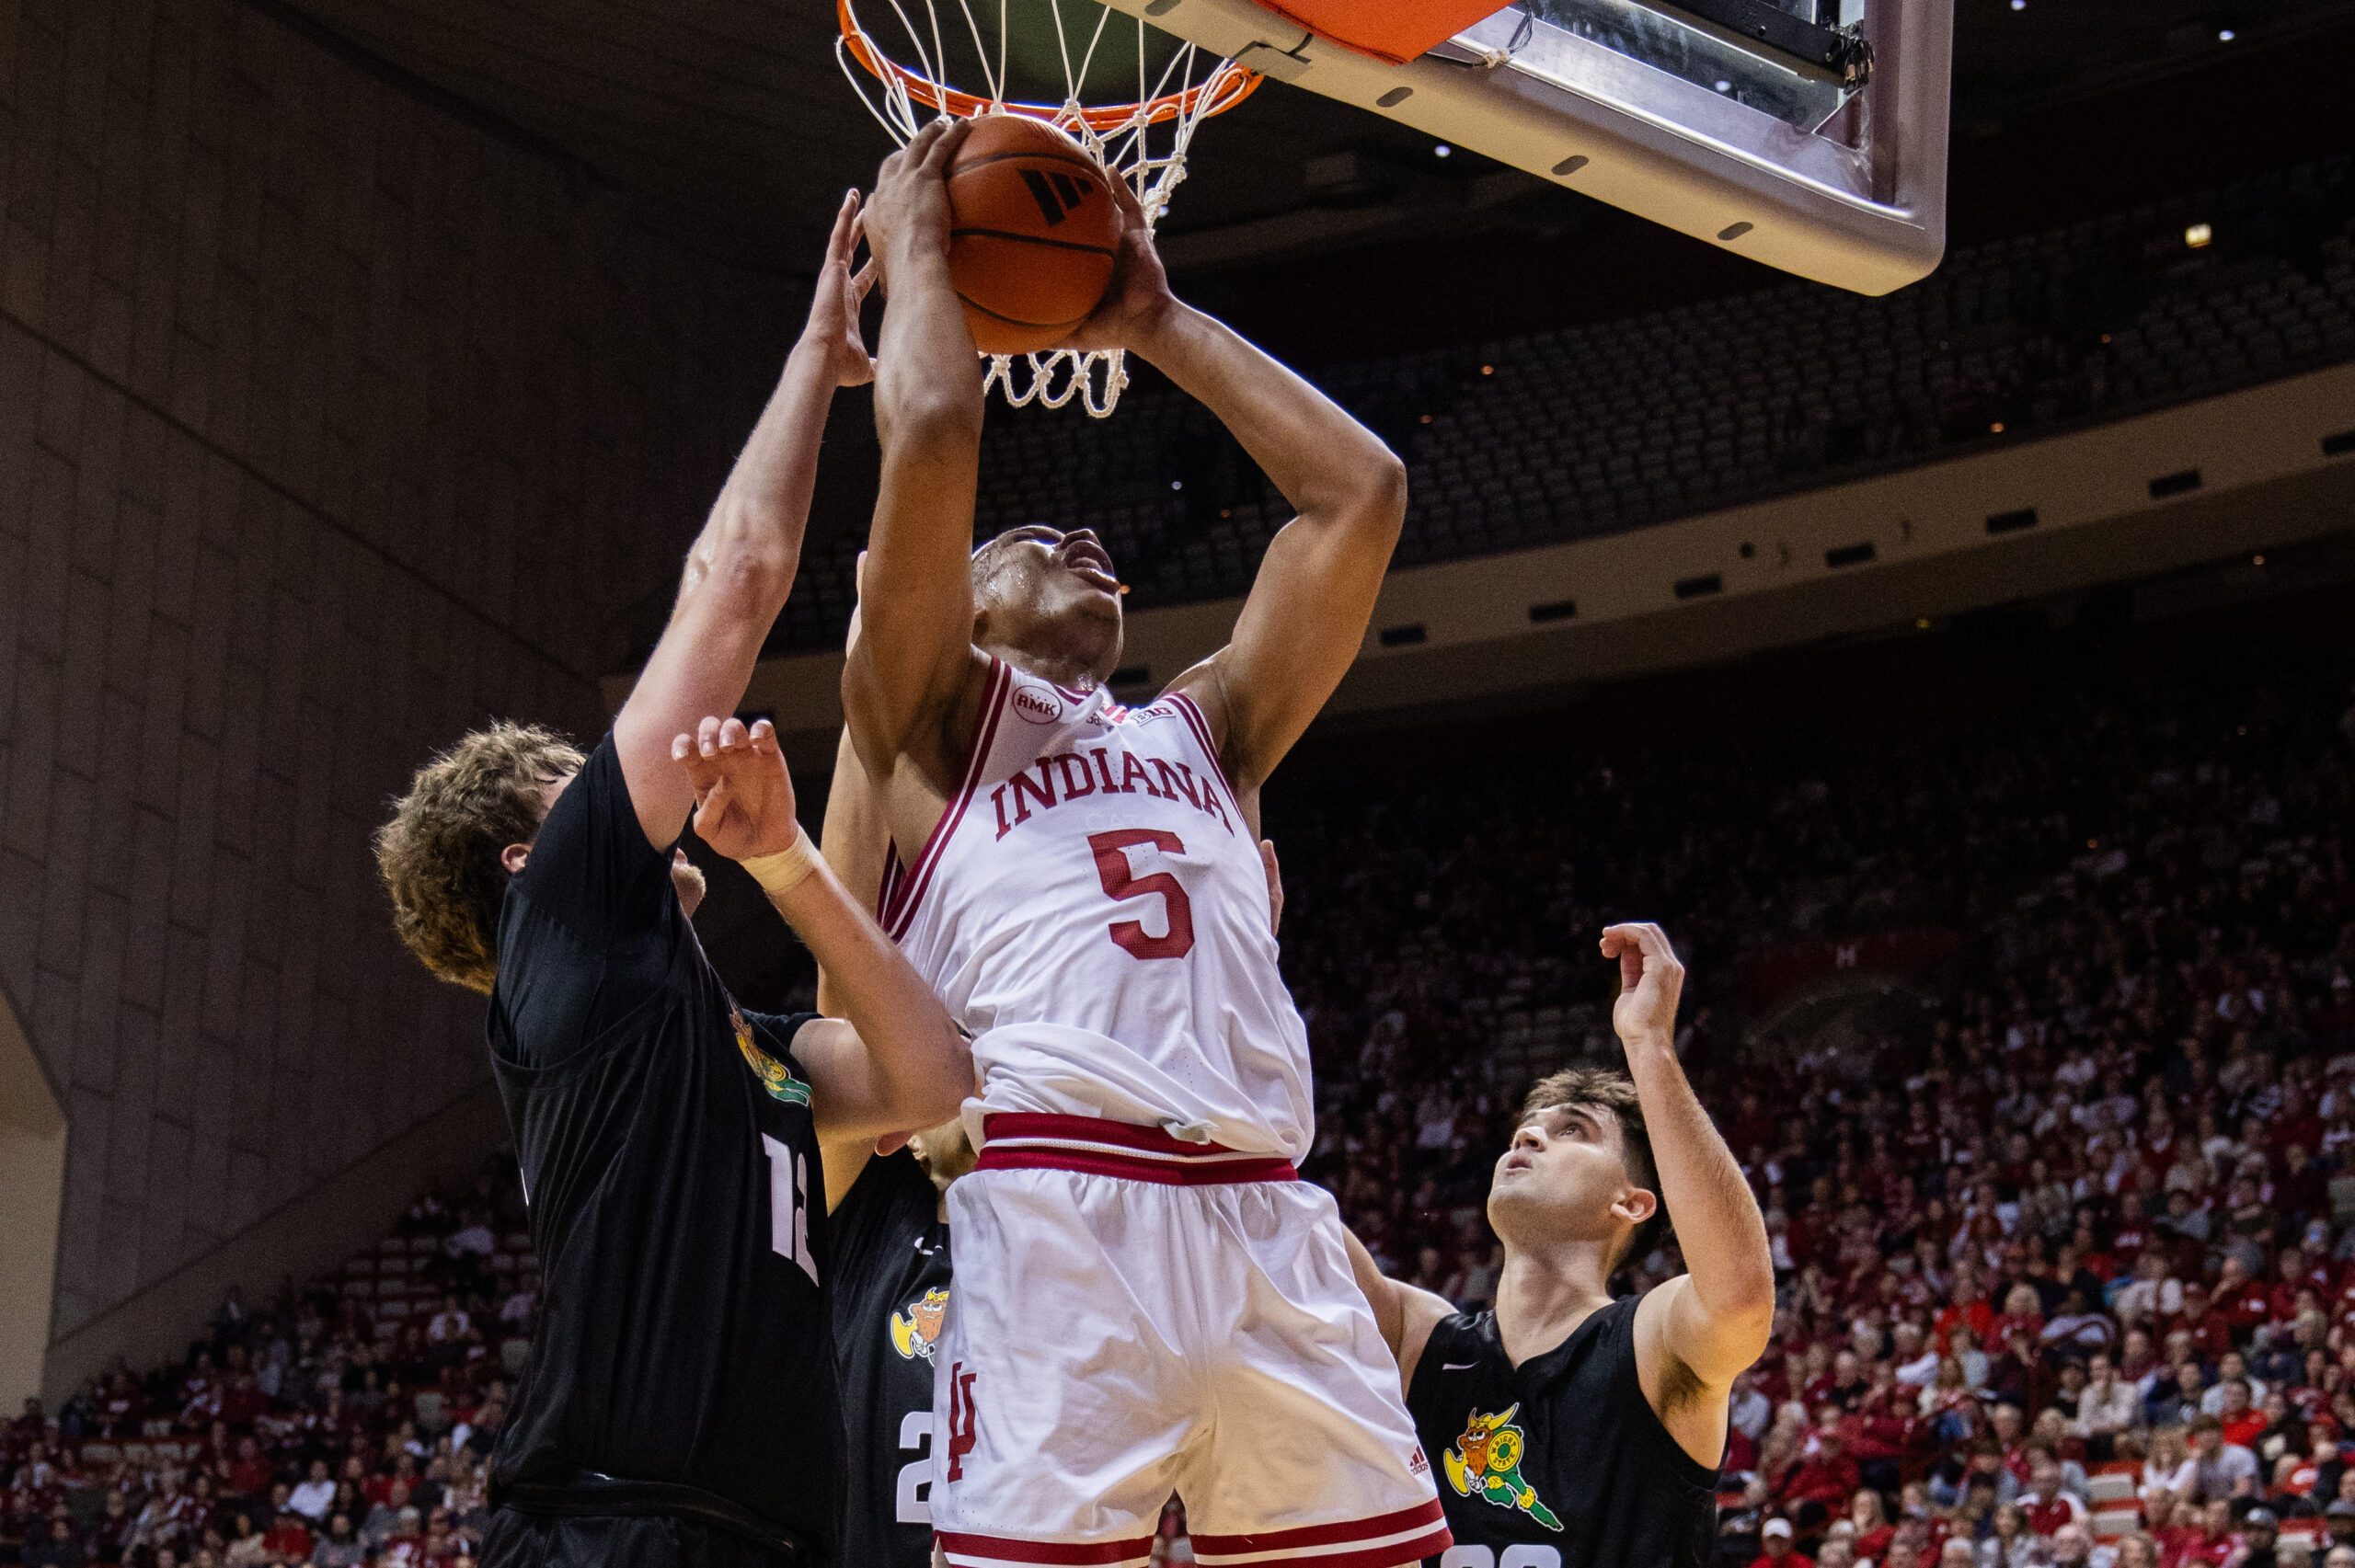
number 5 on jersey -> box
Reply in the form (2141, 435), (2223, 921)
(1089, 830), (1194, 960)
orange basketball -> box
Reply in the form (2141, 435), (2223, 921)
(946, 115), (1120, 355)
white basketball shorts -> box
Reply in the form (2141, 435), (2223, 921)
(929, 1113), (1452, 1568)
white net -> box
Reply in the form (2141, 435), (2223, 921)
(835, 0), (1258, 417)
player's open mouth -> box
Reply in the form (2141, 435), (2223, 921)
(1057, 540), (1120, 588)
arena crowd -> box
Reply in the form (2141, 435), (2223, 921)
(6, 604), (2351, 1568)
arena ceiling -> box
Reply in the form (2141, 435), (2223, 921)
(252, 0), (2355, 274)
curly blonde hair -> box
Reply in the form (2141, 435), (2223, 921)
(374, 723), (584, 994)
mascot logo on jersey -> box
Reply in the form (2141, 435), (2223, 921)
(890, 1288), (951, 1364)
(1445, 1405), (1562, 1531)
(733, 1009), (811, 1107)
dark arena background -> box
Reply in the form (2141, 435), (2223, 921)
(3, 0), (2355, 1564)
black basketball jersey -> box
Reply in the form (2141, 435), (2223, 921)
(830, 1150), (953, 1568)
(1406, 1297), (1718, 1568)
(486, 735), (842, 1560)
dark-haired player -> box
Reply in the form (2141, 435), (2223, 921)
(814, 680), (1293, 1567)
(849, 118), (1441, 1568)
(1348, 924), (1775, 1568)
(373, 195), (970, 1568)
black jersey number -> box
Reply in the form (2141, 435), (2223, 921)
(760, 1134), (819, 1286)
(896, 1412), (933, 1523)
(1442, 1551), (1561, 1568)
(1087, 830), (1195, 960)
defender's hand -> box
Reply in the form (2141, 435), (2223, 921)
(1602, 922), (1683, 1052)
(1059, 167), (1178, 353)
(802, 189), (879, 388)
(863, 120), (968, 277)
(672, 717), (802, 862)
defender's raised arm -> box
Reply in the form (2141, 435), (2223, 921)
(610, 190), (877, 851)
(1610, 922), (1776, 1459)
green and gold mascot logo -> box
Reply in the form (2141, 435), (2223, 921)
(733, 1008), (810, 1106)
(890, 1287), (951, 1365)
(1445, 1405), (1562, 1531)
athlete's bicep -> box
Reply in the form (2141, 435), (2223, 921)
(795, 1015), (968, 1211)
(1199, 503), (1399, 787)
(792, 1018), (890, 1207)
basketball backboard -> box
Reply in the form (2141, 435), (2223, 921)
(1101, 0), (1950, 294)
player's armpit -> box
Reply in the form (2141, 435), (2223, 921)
(1632, 1274), (1770, 1466)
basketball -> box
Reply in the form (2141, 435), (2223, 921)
(946, 114), (1120, 355)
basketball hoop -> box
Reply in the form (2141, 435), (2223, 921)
(836, 0), (1260, 416)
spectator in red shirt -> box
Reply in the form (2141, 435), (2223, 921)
(2280, 1145), (2333, 1224)
(2174, 1499), (2238, 1567)
(2020, 1451), (2090, 1535)
(224, 1436), (272, 1505)
(1936, 1270), (1994, 1356)
(1783, 1431), (1866, 1521)
(2218, 1257), (2276, 1341)
(1846, 1489), (1894, 1563)
(2176, 1283), (2236, 1362)
(2275, 1244), (2334, 1322)
(2218, 1379), (2269, 1448)
(259, 1509), (314, 1562)
(1752, 1516), (1812, 1568)
(218, 1373), (269, 1432)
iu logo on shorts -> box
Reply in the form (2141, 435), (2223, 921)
(946, 1362), (979, 1482)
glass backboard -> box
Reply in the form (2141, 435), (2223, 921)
(1106, 0), (1950, 293)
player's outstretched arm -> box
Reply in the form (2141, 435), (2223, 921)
(817, 559), (894, 1022)
(674, 718), (971, 1210)
(1607, 923), (1775, 1459)
(1072, 177), (1407, 795)
(610, 192), (876, 851)
(1342, 1226), (1453, 1400)
(841, 120), (993, 794)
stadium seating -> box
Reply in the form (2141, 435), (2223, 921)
(767, 154), (2355, 654)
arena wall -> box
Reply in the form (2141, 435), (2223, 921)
(0, 0), (792, 1389)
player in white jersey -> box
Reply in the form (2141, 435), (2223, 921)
(847, 123), (1449, 1568)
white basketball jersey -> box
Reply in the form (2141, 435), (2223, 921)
(879, 658), (1312, 1160)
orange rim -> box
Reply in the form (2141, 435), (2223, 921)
(837, 0), (1261, 132)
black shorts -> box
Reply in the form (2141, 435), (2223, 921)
(481, 1508), (804, 1568)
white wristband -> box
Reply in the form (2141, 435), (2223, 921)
(740, 826), (821, 898)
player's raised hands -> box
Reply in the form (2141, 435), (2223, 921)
(1602, 921), (1684, 1052)
(1058, 164), (1178, 354)
(672, 716), (802, 862)
(801, 189), (879, 388)
(863, 119), (969, 275)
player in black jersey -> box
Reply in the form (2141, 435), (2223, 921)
(829, 1123), (972, 1568)
(374, 194), (971, 1568)
(1347, 923), (1775, 1568)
